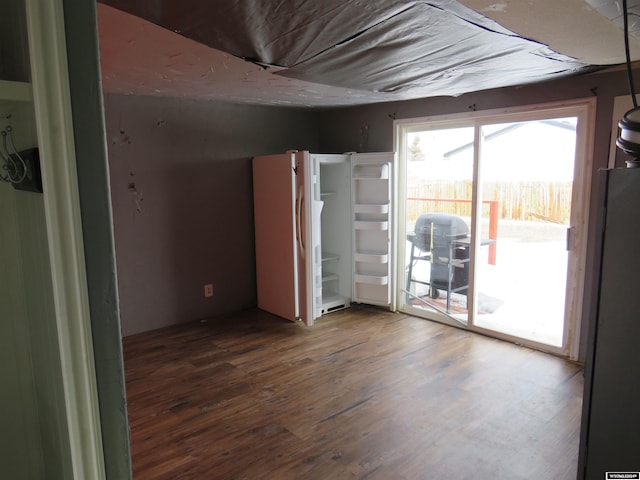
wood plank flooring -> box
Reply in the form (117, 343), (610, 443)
(123, 306), (583, 479)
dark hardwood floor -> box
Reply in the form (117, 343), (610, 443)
(123, 306), (583, 479)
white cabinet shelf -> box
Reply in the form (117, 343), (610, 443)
(354, 203), (389, 214)
(352, 164), (389, 180)
(322, 252), (340, 263)
(0, 80), (32, 103)
(322, 271), (339, 282)
(354, 220), (388, 231)
(354, 251), (388, 263)
(354, 273), (389, 285)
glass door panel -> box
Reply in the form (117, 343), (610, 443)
(397, 101), (594, 357)
(404, 126), (474, 324)
(473, 118), (577, 346)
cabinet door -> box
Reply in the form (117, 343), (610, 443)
(351, 152), (395, 308)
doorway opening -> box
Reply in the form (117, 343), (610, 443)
(395, 100), (595, 358)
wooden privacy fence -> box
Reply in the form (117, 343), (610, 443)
(406, 181), (573, 265)
(406, 181), (573, 224)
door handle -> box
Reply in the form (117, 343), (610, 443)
(296, 187), (305, 258)
(566, 226), (575, 252)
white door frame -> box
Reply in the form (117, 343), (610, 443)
(26, 0), (106, 478)
(395, 98), (596, 360)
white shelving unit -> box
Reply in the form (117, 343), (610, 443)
(321, 251), (343, 305)
(0, 79), (33, 103)
(317, 155), (352, 315)
(351, 153), (394, 307)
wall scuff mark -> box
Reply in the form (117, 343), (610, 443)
(112, 128), (131, 145)
(128, 171), (143, 215)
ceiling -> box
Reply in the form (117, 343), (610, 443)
(97, 0), (640, 108)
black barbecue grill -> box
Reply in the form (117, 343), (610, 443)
(406, 213), (470, 312)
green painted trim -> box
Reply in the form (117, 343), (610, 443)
(25, 0), (106, 479)
(62, 0), (133, 477)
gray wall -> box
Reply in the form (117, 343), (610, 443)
(105, 95), (319, 336)
(317, 67), (633, 361)
(104, 64), (636, 361)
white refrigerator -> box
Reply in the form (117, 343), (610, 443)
(252, 150), (396, 326)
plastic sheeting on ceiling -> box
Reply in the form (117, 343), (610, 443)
(586, 0), (640, 37)
(100, 0), (596, 98)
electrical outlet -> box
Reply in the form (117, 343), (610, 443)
(204, 284), (213, 297)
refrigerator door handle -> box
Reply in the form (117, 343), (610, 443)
(296, 186), (306, 258)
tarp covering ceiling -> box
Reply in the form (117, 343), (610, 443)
(586, 0), (640, 37)
(100, 0), (596, 98)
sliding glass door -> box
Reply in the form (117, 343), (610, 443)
(396, 100), (595, 357)
(403, 126), (475, 325)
